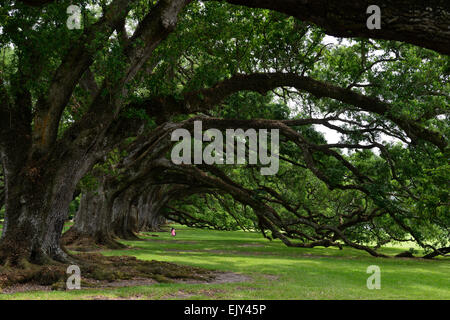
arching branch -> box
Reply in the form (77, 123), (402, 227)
(217, 0), (450, 55)
(142, 72), (447, 150)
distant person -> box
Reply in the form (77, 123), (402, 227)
(171, 227), (176, 237)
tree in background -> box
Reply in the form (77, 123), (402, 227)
(0, 0), (448, 274)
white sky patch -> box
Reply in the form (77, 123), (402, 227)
(322, 35), (352, 46)
(314, 124), (342, 144)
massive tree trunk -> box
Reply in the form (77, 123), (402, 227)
(62, 180), (124, 249)
(110, 187), (140, 240)
(0, 168), (4, 210)
(0, 0), (189, 267)
(136, 194), (151, 231)
(0, 153), (96, 265)
(147, 209), (167, 232)
(64, 182), (173, 249)
(64, 182), (146, 248)
(137, 186), (171, 232)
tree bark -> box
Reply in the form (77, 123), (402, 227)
(16, 0), (450, 55)
(221, 0), (450, 55)
(65, 182), (141, 248)
(137, 186), (171, 232)
(423, 247), (450, 259)
(0, 0), (192, 267)
(64, 182), (173, 249)
(110, 187), (140, 240)
(0, 155), (95, 265)
(62, 181), (125, 249)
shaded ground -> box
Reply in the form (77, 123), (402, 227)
(1, 271), (250, 294)
(162, 247), (357, 258)
(0, 252), (216, 292)
(1, 225), (449, 299)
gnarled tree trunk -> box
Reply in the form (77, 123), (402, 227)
(64, 182), (174, 250)
(137, 186), (171, 232)
(110, 187), (140, 240)
(0, 152), (96, 265)
(62, 179), (125, 249)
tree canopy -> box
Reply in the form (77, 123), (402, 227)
(0, 0), (448, 271)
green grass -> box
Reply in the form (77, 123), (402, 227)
(1, 224), (449, 300)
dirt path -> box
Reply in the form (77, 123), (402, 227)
(0, 270), (251, 295)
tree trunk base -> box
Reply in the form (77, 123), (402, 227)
(0, 250), (216, 289)
(61, 228), (126, 251)
(114, 229), (140, 241)
(0, 237), (77, 268)
(0, 241), (83, 287)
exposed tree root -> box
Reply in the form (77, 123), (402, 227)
(422, 247), (450, 259)
(113, 230), (140, 241)
(0, 251), (216, 290)
(395, 251), (415, 258)
(61, 228), (126, 251)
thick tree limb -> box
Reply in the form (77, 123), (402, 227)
(122, 0), (192, 86)
(146, 72), (447, 150)
(0, 77), (32, 174)
(154, 156), (388, 257)
(218, 0), (450, 55)
(57, 0), (191, 157)
(423, 247), (450, 259)
(14, 0), (54, 5)
(79, 69), (100, 99)
(17, 0), (450, 54)
(31, 0), (133, 155)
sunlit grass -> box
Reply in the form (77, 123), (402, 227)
(1, 224), (449, 300)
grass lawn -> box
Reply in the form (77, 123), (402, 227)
(1, 224), (449, 300)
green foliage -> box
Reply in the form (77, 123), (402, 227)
(79, 172), (100, 192)
(68, 195), (81, 220)
(122, 106), (157, 129)
(1, 0), (448, 254)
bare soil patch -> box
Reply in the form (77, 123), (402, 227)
(143, 239), (200, 245)
(179, 271), (251, 284)
(160, 288), (226, 299)
(0, 254), (251, 295)
(261, 274), (279, 281)
(85, 294), (144, 300)
(0, 283), (51, 294)
(163, 248), (355, 260)
(0, 252), (214, 292)
(238, 244), (264, 248)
